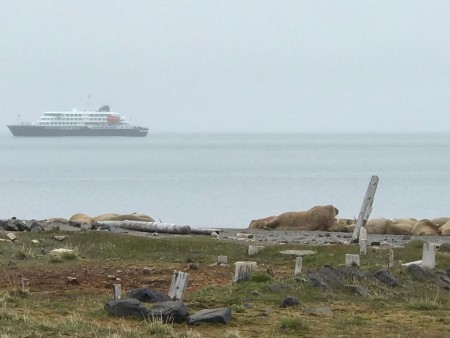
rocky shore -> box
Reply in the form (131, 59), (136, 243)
(2, 216), (450, 248)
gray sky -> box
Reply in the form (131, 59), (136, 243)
(1, 0), (450, 133)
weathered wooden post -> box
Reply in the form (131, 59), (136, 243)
(217, 255), (228, 264)
(345, 254), (360, 267)
(112, 284), (122, 300)
(388, 248), (394, 268)
(248, 245), (264, 256)
(359, 227), (368, 255)
(350, 175), (379, 243)
(168, 271), (189, 301)
(422, 243), (437, 269)
(294, 257), (303, 275)
(21, 278), (29, 292)
(233, 261), (257, 282)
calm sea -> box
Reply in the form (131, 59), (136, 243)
(1, 132), (450, 228)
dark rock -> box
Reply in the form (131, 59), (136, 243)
(104, 299), (149, 318)
(345, 284), (368, 297)
(267, 283), (283, 293)
(148, 301), (188, 324)
(402, 235), (411, 240)
(187, 307), (232, 325)
(16, 221), (30, 231)
(250, 290), (261, 296)
(373, 269), (398, 286)
(308, 273), (331, 291)
(5, 220), (19, 231)
(318, 266), (343, 286)
(435, 273), (450, 290)
(189, 263), (200, 270)
(30, 222), (44, 232)
(370, 241), (381, 247)
(280, 296), (299, 308)
(125, 288), (171, 303)
(406, 264), (432, 281)
(339, 267), (366, 281)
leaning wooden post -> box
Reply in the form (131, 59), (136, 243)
(387, 248), (394, 268)
(112, 284), (122, 300)
(350, 175), (379, 243)
(168, 271), (189, 301)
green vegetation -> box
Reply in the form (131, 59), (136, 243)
(1, 230), (450, 337)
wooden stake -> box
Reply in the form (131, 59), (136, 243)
(217, 255), (228, 264)
(350, 175), (379, 243)
(422, 243), (436, 269)
(345, 254), (360, 267)
(233, 261), (257, 282)
(113, 284), (122, 300)
(387, 248), (394, 268)
(294, 256), (303, 275)
(168, 270), (189, 301)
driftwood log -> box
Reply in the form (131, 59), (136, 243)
(95, 221), (222, 235)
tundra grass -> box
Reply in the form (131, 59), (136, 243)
(2, 231), (450, 337)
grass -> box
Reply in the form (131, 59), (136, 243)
(2, 231), (450, 337)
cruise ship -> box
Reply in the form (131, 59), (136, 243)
(7, 105), (148, 137)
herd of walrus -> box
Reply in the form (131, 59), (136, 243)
(42, 206), (450, 237)
(248, 205), (450, 236)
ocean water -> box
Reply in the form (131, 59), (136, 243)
(1, 132), (450, 228)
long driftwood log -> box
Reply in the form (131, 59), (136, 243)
(95, 221), (192, 234)
(95, 221), (222, 235)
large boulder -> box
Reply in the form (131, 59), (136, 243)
(411, 219), (440, 236)
(187, 307), (232, 325)
(366, 218), (391, 234)
(262, 205), (339, 231)
(248, 216), (276, 229)
(386, 218), (416, 235)
(125, 288), (171, 303)
(104, 299), (149, 318)
(148, 301), (189, 324)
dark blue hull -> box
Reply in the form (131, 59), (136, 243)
(7, 125), (148, 137)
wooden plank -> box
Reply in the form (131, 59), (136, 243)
(350, 175), (379, 243)
(112, 284), (122, 300)
(168, 271), (189, 301)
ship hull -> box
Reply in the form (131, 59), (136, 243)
(7, 125), (148, 137)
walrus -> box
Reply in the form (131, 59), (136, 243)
(431, 217), (450, 228)
(262, 205), (339, 231)
(69, 213), (94, 225)
(94, 213), (155, 222)
(385, 218), (416, 235)
(329, 218), (355, 232)
(440, 221), (450, 236)
(366, 218), (391, 234)
(248, 216), (276, 229)
(411, 219), (440, 236)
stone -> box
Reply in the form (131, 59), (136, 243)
(280, 296), (299, 308)
(30, 222), (44, 232)
(49, 248), (75, 257)
(308, 273), (331, 291)
(104, 299), (149, 318)
(345, 284), (368, 297)
(406, 264), (432, 281)
(373, 269), (398, 286)
(187, 307), (232, 325)
(301, 306), (333, 316)
(148, 301), (188, 324)
(280, 250), (316, 256)
(125, 288), (171, 303)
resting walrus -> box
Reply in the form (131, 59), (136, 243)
(262, 205), (339, 231)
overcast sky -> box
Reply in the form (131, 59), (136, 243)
(1, 1), (450, 133)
